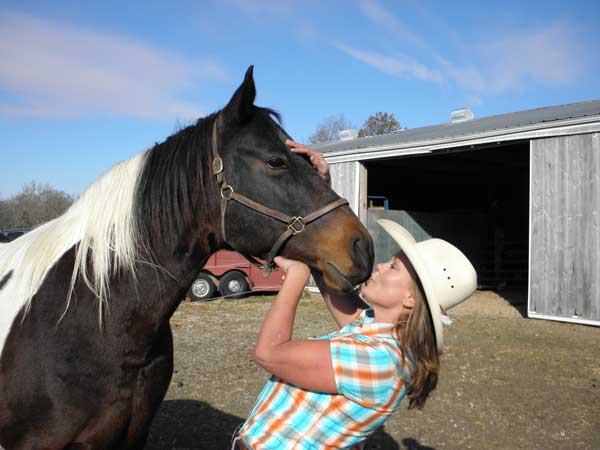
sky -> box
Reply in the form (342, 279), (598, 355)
(1, 0), (599, 198)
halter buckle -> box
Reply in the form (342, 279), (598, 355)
(288, 217), (305, 235)
(221, 185), (234, 200)
(213, 157), (223, 175)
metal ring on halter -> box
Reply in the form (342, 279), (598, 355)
(287, 217), (305, 235)
(221, 185), (234, 200)
(213, 157), (224, 175)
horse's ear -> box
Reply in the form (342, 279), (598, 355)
(221, 66), (256, 127)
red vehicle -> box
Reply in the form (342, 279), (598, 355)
(187, 250), (284, 301)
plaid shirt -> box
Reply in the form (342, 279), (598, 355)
(239, 309), (410, 450)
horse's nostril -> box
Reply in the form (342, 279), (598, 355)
(352, 235), (373, 271)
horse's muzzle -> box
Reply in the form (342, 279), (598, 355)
(352, 234), (373, 278)
(322, 232), (373, 292)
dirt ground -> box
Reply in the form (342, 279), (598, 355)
(146, 290), (600, 450)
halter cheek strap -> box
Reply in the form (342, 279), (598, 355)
(211, 117), (349, 274)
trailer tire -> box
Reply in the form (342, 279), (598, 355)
(219, 271), (250, 299)
(188, 272), (218, 302)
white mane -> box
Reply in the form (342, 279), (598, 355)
(0, 151), (147, 350)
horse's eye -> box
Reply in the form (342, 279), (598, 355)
(266, 158), (287, 169)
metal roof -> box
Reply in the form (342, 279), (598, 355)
(315, 99), (600, 154)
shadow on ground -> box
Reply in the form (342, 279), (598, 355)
(146, 399), (419, 450)
(496, 288), (527, 317)
(146, 399), (242, 450)
(476, 288), (528, 318)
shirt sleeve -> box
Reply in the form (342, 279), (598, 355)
(330, 335), (398, 409)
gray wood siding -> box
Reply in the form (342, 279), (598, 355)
(330, 161), (368, 223)
(529, 133), (600, 323)
(330, 161), (356, 210)
(357, 162), (367, 224)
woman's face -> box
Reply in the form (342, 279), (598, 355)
(360, 251), (416, 320)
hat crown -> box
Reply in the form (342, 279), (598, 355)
(415, 239), (477, 311)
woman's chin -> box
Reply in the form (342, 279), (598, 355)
(358, 285), (371, 305)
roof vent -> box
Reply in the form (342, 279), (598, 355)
(338, 129), (358, 140)
(450, 108), (474, 123)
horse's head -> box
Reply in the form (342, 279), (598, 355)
(213, 67), (373, 292)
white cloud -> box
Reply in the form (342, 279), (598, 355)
(222, 0), (297, 17)
(358, 0), (436, 55)
(466, 95), (483, 106)
(336, 44), (443, 83)
(484, 23), (584, 92)
(349, 1), (585, 97)
(441, 62), (487, 93)
(0, 11), (227, 119)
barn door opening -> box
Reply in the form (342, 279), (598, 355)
(364, 142), (530, 295)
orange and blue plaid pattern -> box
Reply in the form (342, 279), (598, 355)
(239, 309), (410, 450)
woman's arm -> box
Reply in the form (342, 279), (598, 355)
(253, 257), (337, 393)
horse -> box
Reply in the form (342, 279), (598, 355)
(0, 66), (373, 450)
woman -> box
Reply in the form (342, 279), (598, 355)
(232, 141), (477, 450)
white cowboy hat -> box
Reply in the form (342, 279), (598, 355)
(377, 219), (477, 353)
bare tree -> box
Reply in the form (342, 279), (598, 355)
(309, 114), (355, 144)
(0, 199), (17, 230)
(0, 182), (74, 229)
(358, 112), (401, 137)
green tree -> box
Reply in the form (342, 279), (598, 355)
(309, 114), (355, 144)
(358, 112), (401, 137)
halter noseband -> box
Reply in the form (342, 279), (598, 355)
(211, 117), (349, 274)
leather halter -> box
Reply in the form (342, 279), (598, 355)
(211, 117), (349, 273)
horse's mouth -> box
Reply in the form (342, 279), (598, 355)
(323, 262), (355, 293)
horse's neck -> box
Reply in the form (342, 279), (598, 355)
(108, 227), (221, 342)
(155, 223), (222, 285)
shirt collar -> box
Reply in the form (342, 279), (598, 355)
(346, 308), (396, 338)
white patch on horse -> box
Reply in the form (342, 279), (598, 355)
(0, 151), (147, 356)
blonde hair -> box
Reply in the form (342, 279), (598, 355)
(393, 270), (440, 410)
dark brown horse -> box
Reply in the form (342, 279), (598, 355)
(0, 67), (373, 449)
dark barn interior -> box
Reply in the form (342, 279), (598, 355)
(365, 141), (530, 290)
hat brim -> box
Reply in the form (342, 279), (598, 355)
(377, 219), (444, 353)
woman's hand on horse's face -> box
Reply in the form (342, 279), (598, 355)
(286, 140), (331, 186)
(274, 256), (310, 278)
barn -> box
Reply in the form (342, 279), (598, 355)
(316, 100), (600, 326)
